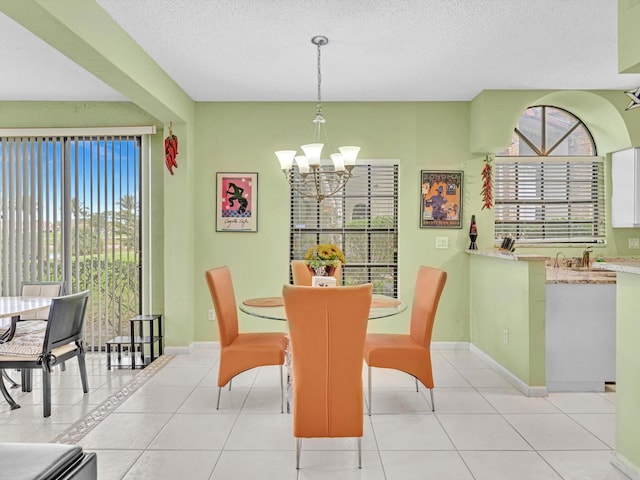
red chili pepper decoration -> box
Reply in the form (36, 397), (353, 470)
(164, 127), (179, 175)
(481, 155), (493, 210)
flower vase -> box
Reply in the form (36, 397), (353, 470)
(314, 266), (327, 276)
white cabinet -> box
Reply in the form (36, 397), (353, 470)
(612, 147), (640, 228)
(546, 283), (616, 392)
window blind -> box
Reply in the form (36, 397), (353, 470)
(1, 134), (142, 351)
(494, 156), (605, 244)
(289, 162), (399, 296)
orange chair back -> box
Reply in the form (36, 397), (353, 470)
(205, 266), (239, 348)
(409, 266), (447, 347)
(291, 260), (342, 285)
(283, 283), (372, 438)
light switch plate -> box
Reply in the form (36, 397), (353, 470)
(435, 237), (449, 249)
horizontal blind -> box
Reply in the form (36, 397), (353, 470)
(494, 156), (605, 243)
(290, 162), (399, 296)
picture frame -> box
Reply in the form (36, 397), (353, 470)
(216, 172), (258, 232)
(420, 170), (463, 228)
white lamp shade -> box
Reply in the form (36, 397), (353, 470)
(301, 143), (323, 167)
(338, 146), (360, 166)
(295, 155), (310, 174)
(330, 153), (345, 172)
(275, 150), (296, 170)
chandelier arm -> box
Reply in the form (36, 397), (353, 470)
(322, 172), (352, 197)
(284, 171), (323, 200)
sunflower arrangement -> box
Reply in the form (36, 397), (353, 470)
(304, 243), (346, 270)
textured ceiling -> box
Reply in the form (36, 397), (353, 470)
(1, 0), (640, 102)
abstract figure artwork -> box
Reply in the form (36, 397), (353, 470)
(216, 172), (258, 232)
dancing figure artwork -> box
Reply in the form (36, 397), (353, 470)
(216, 172), (258, 232)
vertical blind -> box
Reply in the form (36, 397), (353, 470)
(494, 156), (605, 243)
(0, 135), (142, 350)
(289, 162), (399, 296)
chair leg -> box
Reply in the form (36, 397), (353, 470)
(0, 370), (20, 410)
(78, 353), (89, 394)
(279, 365), (284, 414)
(357, 437), (362, 469)
(415, 377), (419, 392)
(228, 379), (232, 391)
(296, 438), (302, 469)
(2, 370), (19, 389)
(367, 366), (372, 416)
(429, 388), (435, 412)
(216, 386), (222, 410)
(21, 370), (32, 392)
(42, 366), (51, 417)
(60, 361), (66, 372)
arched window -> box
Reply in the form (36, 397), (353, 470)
(495, 106), (605, 244)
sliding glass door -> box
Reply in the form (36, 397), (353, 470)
(0, 135), (142, 350)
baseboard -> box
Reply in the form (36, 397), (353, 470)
(612, 452), (640, 480)
(469, 344), (548, 397)
(164, 342), (219, 355)
(193, 341), (219, 349)
(431, 341), (470, 351)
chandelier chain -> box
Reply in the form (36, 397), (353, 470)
(317, 40), (322, 106)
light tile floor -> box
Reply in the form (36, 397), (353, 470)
(0, 347), (630, 480)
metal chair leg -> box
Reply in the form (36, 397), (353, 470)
(296, 438), (302, 469)
(228, 379), (232, 391)
(2, 370), (19, 389)
(0, 370), (20, 410)
(429, 388), (435, 412)
(216, 386), (222, 410)
(367, 366), (372, 416)
(357, 437), (362, 469)
(280, 365), (284, 414)
(415, 377), (419, 392)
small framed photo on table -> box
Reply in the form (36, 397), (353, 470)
(216, 172), (258, 232)
(420, 170), (463, 228)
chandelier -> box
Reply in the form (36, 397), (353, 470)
(275, 35), (360, 202)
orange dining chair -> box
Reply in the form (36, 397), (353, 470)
(282, 283), (372, 469)
(290, 260), (342, 285)
(205, 266), (288, 412)
(364, 266), (447, 415)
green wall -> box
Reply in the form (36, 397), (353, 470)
(2, 91), (640, 349)
(192, 102), (473, 343)
(614, 272), (640, 471)
(469, 255), (546, 387)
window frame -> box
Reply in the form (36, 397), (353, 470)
(494, 106), (604, 246)
(289, 159), (399, 297)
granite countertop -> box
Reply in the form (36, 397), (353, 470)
(466, 250), (619, 284)
(592, 260), (640, 276)
(546, 265), (616, 284)
(465, 249), (547, 262)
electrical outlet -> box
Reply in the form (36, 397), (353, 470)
(435, 237), (449, 249)
(629, 238), (640, 249)
(208, 309), (216, 321)
(503, 329), (509, 344)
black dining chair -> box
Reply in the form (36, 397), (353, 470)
(0, 290), (90, 417)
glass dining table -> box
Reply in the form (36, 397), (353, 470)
(239, 293), (406, 413)
(239, 293), (407, 320)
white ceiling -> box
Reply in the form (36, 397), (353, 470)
(1, 0), (640, 103)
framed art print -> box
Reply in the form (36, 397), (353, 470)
(216, 172), (258, 232)
(420, 170), (463, 228)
